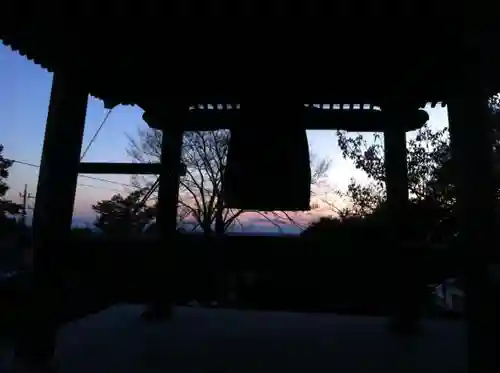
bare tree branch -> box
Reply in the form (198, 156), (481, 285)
(127, 128), (332, 233)
(128, 129), (244, 233)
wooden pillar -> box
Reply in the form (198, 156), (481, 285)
(158, 127), (184, 235)
(159, 126), (183, 303)
(448, 87), (498, 372)
(384, 127), (408, 221)
(142, 107), (184, 320)
(32, 71), (88, 267)
(384, 125), (421, 332)
(15, 71), (88, 365)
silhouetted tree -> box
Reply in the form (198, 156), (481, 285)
(127, 128), (331, 234)
(0, 145), (22, 244)
(92, 189), (156, 236)
(0, 145), (21, 218)
(333, 100), (500, 243)
(333, 121), (457, 249)
(334, 123), (451, 215)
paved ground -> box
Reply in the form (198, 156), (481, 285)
(3, 305), (466, 373)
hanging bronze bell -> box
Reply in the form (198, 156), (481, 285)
(223, 104), (311, 211)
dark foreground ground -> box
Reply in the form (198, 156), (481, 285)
(1, 305), (466, 373)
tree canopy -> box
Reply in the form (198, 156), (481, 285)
(334, 124), (451, 216)
(0, 145), (22, 237)
(92, 189), (156, 236)
(308, 100), (500, 246)
(0, 145), (21, 218)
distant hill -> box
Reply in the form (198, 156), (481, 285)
(18, 214), (302, 235)
(147, 219), (302, 236)
(178, 231), (299, 237)
(15, 214), (95, 229)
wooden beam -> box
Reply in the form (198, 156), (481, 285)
(145, 106), (428, 132)
(79, 162), (161, 175)
(78, 162), (186, 176)
(306, 108), (428, 132)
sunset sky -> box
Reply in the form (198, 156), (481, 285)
(0, 44), (449, 231)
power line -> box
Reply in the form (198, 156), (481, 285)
(13, 181), (124, 220)
(10, 159), (136, 189)
(8, 109), (121, 194)
(79, 174), (134, 188)
(10, 109), (164, 203)
(11, 159), (161, 222)
(80, 109), (113, 161)
(77, 183), (124, 194)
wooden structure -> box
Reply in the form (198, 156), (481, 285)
(1, 17), (499, 371)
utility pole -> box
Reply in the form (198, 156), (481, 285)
(19, 184), (35, 225)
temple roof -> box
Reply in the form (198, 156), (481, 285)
(2, 12), (499, 116)
(143, 104), (430, 131)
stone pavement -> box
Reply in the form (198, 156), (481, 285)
(2, 305), (467, 373)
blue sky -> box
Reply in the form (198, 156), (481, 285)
(0, 44), (449, 228)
